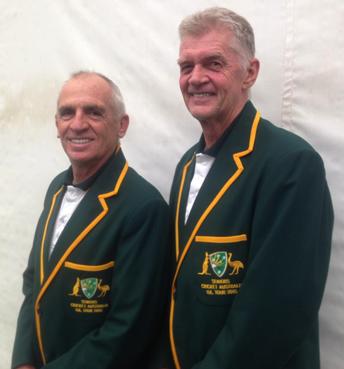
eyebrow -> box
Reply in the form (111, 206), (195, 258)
(57, 104), (106, 113)
(177, 51), (226, 64)
(83, 104), (106, 113)
(57, 105), (74, 114)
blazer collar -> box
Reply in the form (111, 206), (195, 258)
(41, 147), (128, 280)
(176, 101), (261, 254)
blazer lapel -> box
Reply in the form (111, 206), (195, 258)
(37, 186), (65, 285)
(176, 102), (261, 258)
(45, 148), (128, 278)
(46, 190), (104, 271)
(179, 156), (196, 228)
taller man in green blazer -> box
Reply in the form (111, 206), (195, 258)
(169, 7), (333, 369)
(12, 71), (170, 369)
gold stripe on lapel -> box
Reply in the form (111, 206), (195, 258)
(40, 187), (64, 285)
(170, 111), (261, 369)
(195, 234), (247, 243)
(35, 161), (128, 365)
(175, 159), (193, 259)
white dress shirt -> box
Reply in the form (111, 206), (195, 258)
(185, 153), (215, 223)
(49, 185), (87, 257)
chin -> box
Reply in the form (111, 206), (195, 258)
(68, 154), (93, 165)
(188, 104), (214, 118)
(189, 110), (214, 122)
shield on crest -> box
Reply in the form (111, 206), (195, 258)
(81, 278), (98, 299)
(209, 251), (227, 277)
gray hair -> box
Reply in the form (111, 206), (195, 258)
(69, 70), (126, 119)
(179, 7), (255, 62)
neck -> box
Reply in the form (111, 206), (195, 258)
(72, 166), (100, 185)
(71, 145), (119, 185)
(200, 100), (247, 150)
(200, 122), (228, 150)
(71, 156), (110, 185)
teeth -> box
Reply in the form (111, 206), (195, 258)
(192, 93), (212, 97)
(70, 138), (91, 144)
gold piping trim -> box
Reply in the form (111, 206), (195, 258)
(64, 260), (115, 271)
(175, 159), (193, 259)
(169, 295), (178, 368)
(35, 161), (129, 365)
(170, 111), (261, 369)
(195, 234), (247, 243)
(39, 187), (63, 285)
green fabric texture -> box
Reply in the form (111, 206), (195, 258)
(12, 148), (171, 369)
(169, 101), (333, 369)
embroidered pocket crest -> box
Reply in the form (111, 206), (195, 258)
(80, 277), (98, 299)
(209, 251), (228, 277)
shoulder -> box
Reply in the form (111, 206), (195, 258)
(259, 118), (314, 150)
(123, 167), (167, 207)
(254, 118), (327, 181)
(118, 168), (169, 229)
(256, 118), (324, 163)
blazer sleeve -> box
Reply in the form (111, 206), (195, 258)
(194, 148), (334, 369)
(12, 247), (36, 368)
(42, 197), (171, 369)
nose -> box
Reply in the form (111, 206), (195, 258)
(188, 65), (208, 86)
(70, 109), (88, 131)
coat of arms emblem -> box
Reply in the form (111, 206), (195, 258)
(209, 251), (228, 277)
(80, 278), (98, 299)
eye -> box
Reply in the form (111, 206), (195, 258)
(85, 107), (104, 119)
(179, 63), (193, 75)
(58, 107), (74, 120)
(208, 60), (223, 70)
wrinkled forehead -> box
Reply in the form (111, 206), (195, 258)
(57, 75), (113, 108)
(179, 29), (240, 60)
(180, 28), (237, 47)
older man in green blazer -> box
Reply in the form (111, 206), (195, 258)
(12, 71), (170, 369)
(168, 7), (333, 369)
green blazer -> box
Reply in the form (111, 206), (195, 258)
(169, 101), (333, 369)
(12, 148), (171, 369)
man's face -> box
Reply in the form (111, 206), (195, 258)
(56, 75), (128, 172)
(178, 29), (256, 125)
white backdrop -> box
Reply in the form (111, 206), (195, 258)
(0, 1), (343, 368)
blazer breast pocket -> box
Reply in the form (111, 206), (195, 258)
(62, 260), (115, 318)
(193, 234), (248, 306)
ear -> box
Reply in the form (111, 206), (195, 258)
(118, 114), (129, 138)
(242, 58), (260, 90)
(55, 114), (61, 138)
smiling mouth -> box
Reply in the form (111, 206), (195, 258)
(68, 138), (93, 144)
(190, 93), (214, 97)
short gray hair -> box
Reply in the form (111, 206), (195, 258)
(179, 7), (255, 62)
(69, 70), (126, 119)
